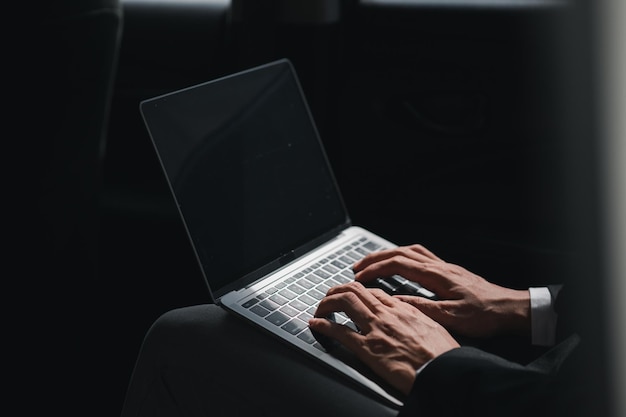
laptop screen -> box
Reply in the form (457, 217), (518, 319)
(140, 60), (349, 299)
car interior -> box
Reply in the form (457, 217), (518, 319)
(30, 0), (623, 416)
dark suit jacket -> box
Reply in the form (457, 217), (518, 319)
(399, 284), (595, 417)
(399, 334), (580, 417)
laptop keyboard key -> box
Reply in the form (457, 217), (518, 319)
(298, 294), (317, 306)
(345, 251), (361, 261)
(287, 283), (306, 295)
(297, 278), (314, 289)
(363, 241), (381, 251)
(305, 274), (323, 284)
(314, 269), (331, 279)
(307, 288), (326, 300)
(282, 318), (307, 335)
(322, 264), (339, 274)
(269, 294), (289, 306)
(316, 282), (331, 293)
(251, 305), (270, 317)
(297, 328), (317, 344)
(326, 278), (341, 288)
(355, 247), (369, 256)
(261, 298), (281, 310)
(278, 288), (297, 300)
(333, 274), (351, 284)
(341, 270), (355, 280)
(344, 320), (359, 333)
(266, 311), (290, 326)
(331, 260), (347, 269)
(289, 299), (309, 311)
(298, 311), (313, 322)
(280, 305), (300, 317)
(338, 256), (353, 265)
(242, 298), (259, 308)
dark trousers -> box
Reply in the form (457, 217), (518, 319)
(120, 304), (398, 417)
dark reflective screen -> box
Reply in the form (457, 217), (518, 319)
(140, 61), (348, 298)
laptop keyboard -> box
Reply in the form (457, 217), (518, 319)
(240, 236), (435, 351)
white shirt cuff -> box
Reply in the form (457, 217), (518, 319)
(529, 286), (560, 346)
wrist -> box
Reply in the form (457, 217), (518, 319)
(495, 288), (531, 337)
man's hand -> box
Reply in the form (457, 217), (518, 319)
(308, 282), (459, 396)
(353, 244), (531, 339)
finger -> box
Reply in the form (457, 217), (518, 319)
(324, 281), (387, 312)
(395, 295), (455, 326)
(406, 244), (443, 262)
(353, 245), (436, 273)
(352, 248), (396, 274)
(353, 247), (436, 281)
(370, 287), (405, 308)
(308, 316), (363, 351)
(356, 256), (456, 297)
(315, 283), (387, 333)
(354, 256), (429, 284)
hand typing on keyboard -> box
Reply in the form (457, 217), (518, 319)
(309, 281), (460, 396)
(352, 244), (531, 339)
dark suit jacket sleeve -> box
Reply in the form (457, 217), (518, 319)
(398, 335), (580, 417)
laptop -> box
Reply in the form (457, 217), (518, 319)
(139, 58), (435, 408)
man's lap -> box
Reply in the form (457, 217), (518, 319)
(121, 304), (398, 417)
